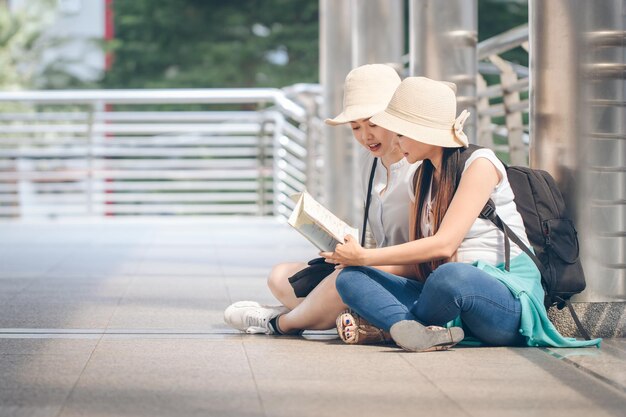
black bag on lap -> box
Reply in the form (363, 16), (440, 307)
(288, 158), (378, 298)
(288, 257), (337, 298)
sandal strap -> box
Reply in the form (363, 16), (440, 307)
(336, 309), (392, 345)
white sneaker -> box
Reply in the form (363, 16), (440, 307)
(224, 301), (288, 334)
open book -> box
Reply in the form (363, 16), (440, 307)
(287, 191), (359, 252)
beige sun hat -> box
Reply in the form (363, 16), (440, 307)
(370, 76), (471, 148)
(324, 64), (401, 126)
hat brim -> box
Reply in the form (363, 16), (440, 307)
(324, 103), (387, 126)
(370, 110), (466, 148)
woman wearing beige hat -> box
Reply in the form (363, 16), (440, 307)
(223, 64), (419, 335)
(325, 76), (600, 351)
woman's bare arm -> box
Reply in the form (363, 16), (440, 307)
(322, 158), (501, 268)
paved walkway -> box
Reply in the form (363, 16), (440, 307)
(0, 219), (624, 417)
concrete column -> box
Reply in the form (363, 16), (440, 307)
(408, 0), (478, 142)
(351, 0), (404, 68)
(530, 0), (626, 303)
(349, 0), (404, 225)
(319, 0), (353, 218)
(320, 0), (404, 225)
(531, 0), (625, 337)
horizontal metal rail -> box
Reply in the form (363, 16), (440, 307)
(476, 24), (530, 164)
(0, 24), (536, 220)
(0, 89), (312, 219)
(478, 24), (529, 60)
(0, 89), (307, 121)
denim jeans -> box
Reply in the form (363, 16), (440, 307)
(335, 263), (525, 346)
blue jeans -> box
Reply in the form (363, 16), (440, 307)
(335, 263), (525, 346)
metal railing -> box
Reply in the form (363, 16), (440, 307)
(399, 22), (530, 163)
(0, 27), (530, 220)
(476, 24), (529, 165)
(0, 89), (313, 218)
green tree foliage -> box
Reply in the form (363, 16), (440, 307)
(102, 0), (319, 89)
(0, 0), (95, 91)
(0, 0), (55, 90)
(0, 1), (529, 91)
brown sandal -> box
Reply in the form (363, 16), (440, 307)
(336, 309), (393, 345)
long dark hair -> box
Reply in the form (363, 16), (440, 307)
(413, 147), (463, 280)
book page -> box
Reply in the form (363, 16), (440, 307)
(296, 222), (341, 252)
(288, 193), (337, 251)
(287, 192), (358, 251)
(302, 193), (358, 243)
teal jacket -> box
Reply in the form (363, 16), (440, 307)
(452, 253), (601, 348)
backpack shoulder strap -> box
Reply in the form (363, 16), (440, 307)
(454, 145), (545, 274)
(361, 157), (377, 246)
(454, 144), (484, 189)
(480, 201), (548, 277)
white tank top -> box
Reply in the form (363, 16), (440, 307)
(410, 148), (531, 266)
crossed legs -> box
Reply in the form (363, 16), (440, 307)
(267, 262), (347, 332)
(336, 263), (525, 346)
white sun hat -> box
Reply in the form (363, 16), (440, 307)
(324, 64), (401, 126)
(370, 76), (470, 148)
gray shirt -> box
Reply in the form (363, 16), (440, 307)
(357, 147), (420, 248)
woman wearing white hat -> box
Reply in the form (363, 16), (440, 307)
(324, 76), (600, 351)
(223, 64), (419, 336)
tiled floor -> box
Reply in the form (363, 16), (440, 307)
(0, 219), (624, 417)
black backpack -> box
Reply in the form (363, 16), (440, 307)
(456, 145), (590, 339)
